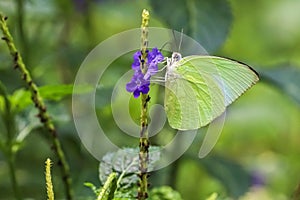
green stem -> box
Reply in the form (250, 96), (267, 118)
(168, 158), (179, 188)
(117, 157), (138, 188)
(8, 154), (21, 200)
(83, 0), (95, 48)
(0, 14), (73, 200)
(0, 82), (15, 147)
(97, 172), (117, 200)
(137, 9), (150, 200)
(0, 82), (21, 200)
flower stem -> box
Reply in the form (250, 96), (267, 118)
(0, 13), (73, 200)
(138, 9), (150, 200)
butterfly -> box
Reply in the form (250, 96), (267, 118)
(164, 52), (259, 130)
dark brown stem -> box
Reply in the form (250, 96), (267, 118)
(137, 9), (150, 200)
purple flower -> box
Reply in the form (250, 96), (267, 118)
(132, 51), (142, 70)
(126, 70), (150, 98)
(144, 48), (164, 80)
(148, 48), (164, 64)
(251, 171), (265, 187)
(126, 48), (164, 98)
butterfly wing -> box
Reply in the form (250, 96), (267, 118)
(165, 56), (259, 130)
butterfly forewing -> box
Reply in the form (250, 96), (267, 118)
(184, 56), (259, 105)
(165, 55), (259, 130)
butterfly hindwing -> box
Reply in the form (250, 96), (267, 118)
(165, 59), (225, 130)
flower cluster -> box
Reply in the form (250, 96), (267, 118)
(126, 48), (164, 98)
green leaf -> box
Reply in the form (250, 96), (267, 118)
(194, 155), (251, 198)
(39, 84), (93, 101)
(0, 81), (7, 114)
(10, 89), (31, 112)
(10, 84), (93, 112)
(99, 147), (161, 188)
(150, 0), (232, 53)
(259, 65), (300, 105)
(112, 189), (137, 200)
(15, 118), (40, 143)
(84, 182), (100, 196)
(149, 186), (183, 200)
(205, 193), (218, 200)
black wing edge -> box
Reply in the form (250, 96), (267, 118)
(220, 56), (260, 78)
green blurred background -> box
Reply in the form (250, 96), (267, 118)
(0, 0), (299, 199)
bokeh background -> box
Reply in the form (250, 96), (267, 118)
(0, 0), (299, 199)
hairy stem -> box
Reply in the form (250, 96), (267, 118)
(0, 14), (73, 200)
(138, 9), (150, 200)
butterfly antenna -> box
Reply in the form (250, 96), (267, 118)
(171, 29), (184, 52)
(172, 29), (179, 52)
(178, 28), (184, 52)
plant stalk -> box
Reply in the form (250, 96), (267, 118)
(0, 13), (73, 200)
(0, 81), (21, 200)
(8, 154), (21, 200)
(137, 9), (150, 200)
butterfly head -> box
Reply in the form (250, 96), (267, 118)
(166, 52), (182, 71)
(171, 52), (182, 63)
